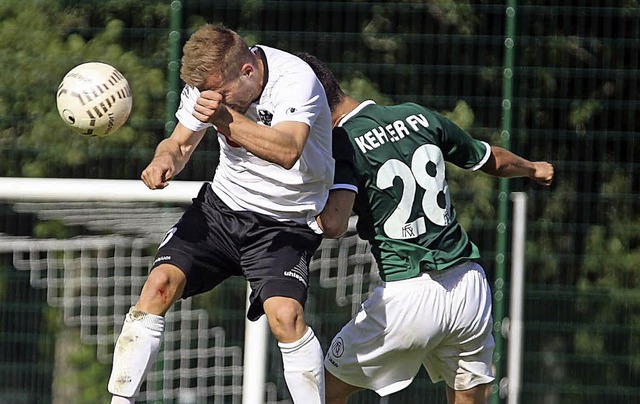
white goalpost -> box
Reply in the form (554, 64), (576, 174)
(505, 192), (527, 404)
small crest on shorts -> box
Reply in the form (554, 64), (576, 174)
(330, 337), (345, 358)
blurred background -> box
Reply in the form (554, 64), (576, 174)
(0, 0), (638, 403)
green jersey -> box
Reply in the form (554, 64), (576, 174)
(332, 101), (491, 281)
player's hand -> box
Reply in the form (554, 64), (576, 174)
(193, 90), (227, 124)
(531, 161), (554, 186)
(141, 155), (175, 190)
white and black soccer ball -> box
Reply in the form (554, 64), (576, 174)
(56, 62), (132, 137)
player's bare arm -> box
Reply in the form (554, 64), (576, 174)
(217, 108), (309, 169)
(141, 123), (206, 189)
(193, 90), (308, 169)
(480, 146), (554, 186)
(316, 189), (357, 238)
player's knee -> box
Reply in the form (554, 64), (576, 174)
(325, 369), (358, 404)
(447, 383), (490, 404)
(138, 265), (185, 315)
(264, 297), (304, 342)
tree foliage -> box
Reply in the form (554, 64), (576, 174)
(0, 0), (168, 178)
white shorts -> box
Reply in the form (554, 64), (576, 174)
(324, 261), (495, 396)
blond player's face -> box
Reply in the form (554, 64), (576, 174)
(205, 71), (259, 114)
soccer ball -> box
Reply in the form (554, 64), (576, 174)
(56, 62), (132, 137)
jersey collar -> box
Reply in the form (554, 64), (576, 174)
(336, 100), (376, 127)
(251, 46), (269, 103)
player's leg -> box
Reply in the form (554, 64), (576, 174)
(263, 295), (307, 342)
(424, 262), (495, 404)
(110, 183), (234, 403)
(325, 368), (362, 404)
(445, 383), (490, 404)
(136, 263), (187, 315)
(242, 214), (324, 404)
(108, 263), (186, 403)
(263, 296), (325, 404)
(324, 278), (439, 400)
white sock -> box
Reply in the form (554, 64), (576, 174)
(108, 307), (164, 401)
(278, 327), (325, 404)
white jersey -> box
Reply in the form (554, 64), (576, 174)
(176, 45), (334, 232)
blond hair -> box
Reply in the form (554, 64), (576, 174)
(180, 24), (253, 89)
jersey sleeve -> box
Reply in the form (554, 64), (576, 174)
(434, 113), (491, 171)
(331, 127), (358, 192)
(175, 85), (214, 132)
(270, 70), (325, 129)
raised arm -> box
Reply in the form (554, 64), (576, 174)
(140, 123), (206, 189)
(196, 98), (308, 169)
(225, 110), (308, 169)
(480, 146), (554, 186)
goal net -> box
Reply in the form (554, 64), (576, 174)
(0, 177), (380, 403)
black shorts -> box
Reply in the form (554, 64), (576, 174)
(150, 183), (322, 321)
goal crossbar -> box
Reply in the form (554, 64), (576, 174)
(0, 177), (204, 203)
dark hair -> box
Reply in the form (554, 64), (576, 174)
(296, 52), (344, 112)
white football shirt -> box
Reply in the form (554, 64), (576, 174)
(175, 45), (334, 232)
